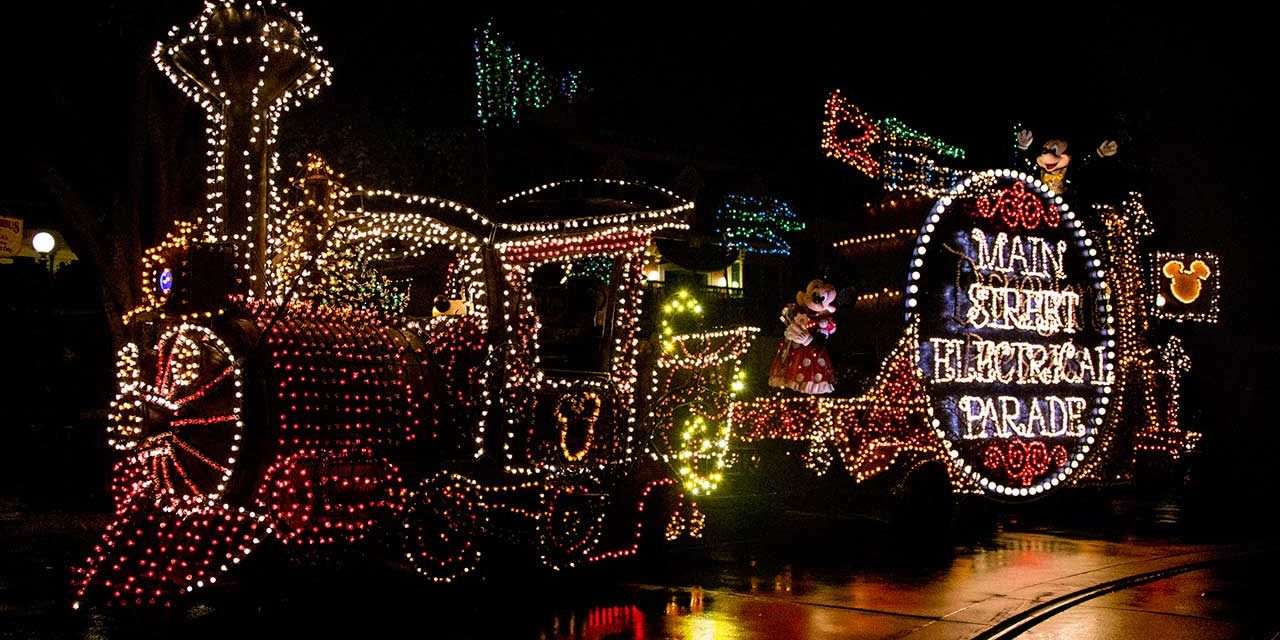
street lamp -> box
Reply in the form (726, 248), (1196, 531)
(32, 231), (55, 254)
(32, 231), (55, 275)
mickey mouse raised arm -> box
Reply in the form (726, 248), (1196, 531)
(1015, 127), (1118, 195)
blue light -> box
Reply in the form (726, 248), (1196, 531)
(158, 268), (173, 295)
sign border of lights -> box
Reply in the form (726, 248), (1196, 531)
(903, 169), (1116, 499)
(1151, 250), (1221, 324)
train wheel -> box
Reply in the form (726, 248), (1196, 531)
(399, 472), (483, 583)
(539, 481), (606, 569)
(108, 323), (244, 511)
(73, 322), (267, 608)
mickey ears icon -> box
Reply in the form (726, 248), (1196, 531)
(1162, 260), (1212, 281)
(1188, 259), (1211, 280)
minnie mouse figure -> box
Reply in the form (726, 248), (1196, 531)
(768, 279), (837, 394)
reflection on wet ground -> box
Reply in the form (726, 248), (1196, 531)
(1023, 556), (1280, 640)
(2, 498), (1276, 639)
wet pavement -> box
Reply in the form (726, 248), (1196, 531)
(1021, 557), (1280, 640)
(2, 499), (1276, 639)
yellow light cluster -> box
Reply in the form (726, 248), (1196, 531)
(644, 290), (756, 493)
(124, 219), (202, 324)
(557, 391), (602, 462)
(853, 287), (903, 306)
(266, 154), (351, 302)
(660, 289), (703, 351)
(676, 415), (730, 495)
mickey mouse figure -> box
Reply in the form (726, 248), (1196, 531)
(768, 279), (837, 394)
(1015, 127), (1119, 195)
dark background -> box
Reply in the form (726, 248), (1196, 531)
(0, 4), (1271, 529)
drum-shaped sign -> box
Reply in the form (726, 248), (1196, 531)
(905, 170), (1115, 498)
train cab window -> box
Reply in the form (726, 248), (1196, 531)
(529, 262), (610, 372)
(372, 244), (471, 319)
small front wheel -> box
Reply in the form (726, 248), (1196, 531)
(398, 472), (483, 583)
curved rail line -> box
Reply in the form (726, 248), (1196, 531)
(972, 553), (1253, 640)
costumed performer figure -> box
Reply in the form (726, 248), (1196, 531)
(768, 279), (837, 394)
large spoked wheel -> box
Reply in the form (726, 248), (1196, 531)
(108, 323), (244, 510)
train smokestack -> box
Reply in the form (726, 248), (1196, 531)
(153, 0), (332, 299)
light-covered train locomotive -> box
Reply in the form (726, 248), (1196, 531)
(73, 1), (754, 608)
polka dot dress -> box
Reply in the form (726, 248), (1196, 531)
(768, 313), (836, 394)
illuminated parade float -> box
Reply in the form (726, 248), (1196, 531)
(70, 0), (1223, 612)
(732, 92), (1214, 501)
(73, 1), (754, 607)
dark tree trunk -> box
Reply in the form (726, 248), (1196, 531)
(40, 166), (139, 349)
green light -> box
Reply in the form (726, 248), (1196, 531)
(877, 116), (966, 160)
(475, 19), (583, 127)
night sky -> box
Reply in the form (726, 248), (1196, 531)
(4, 4), (1266, 293)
